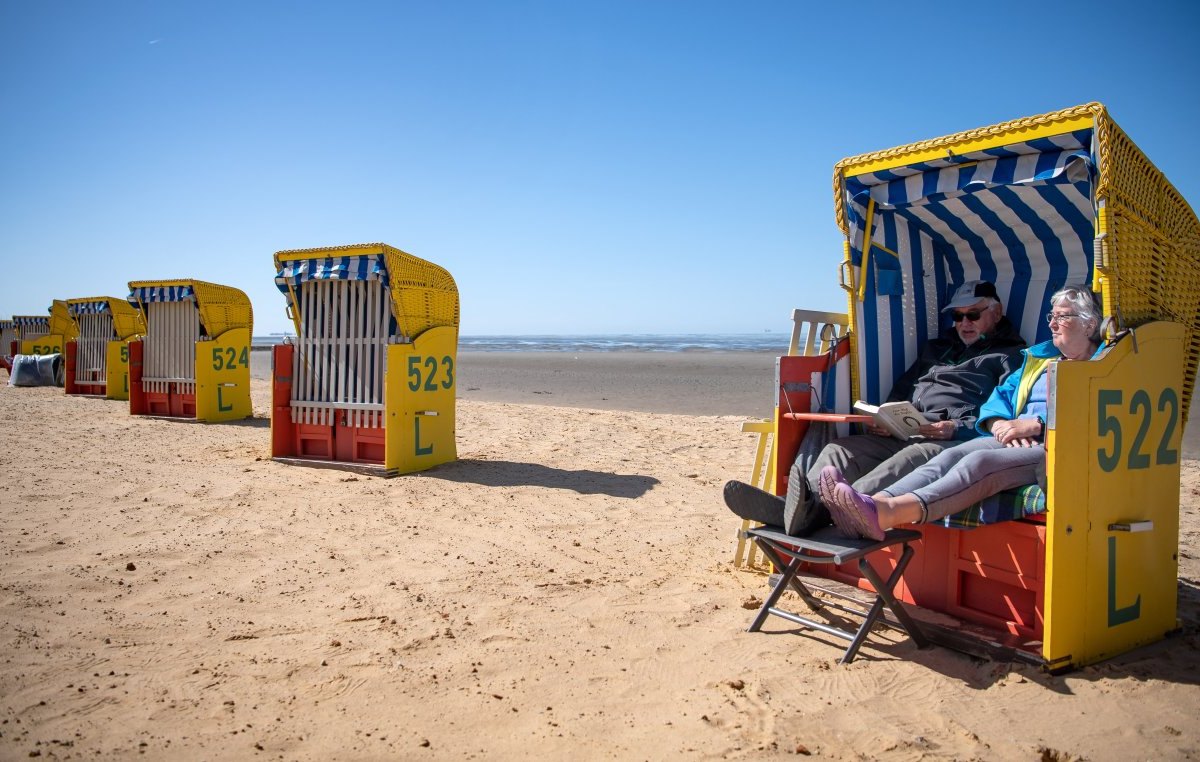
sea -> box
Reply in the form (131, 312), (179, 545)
(251, 333), (787, 353)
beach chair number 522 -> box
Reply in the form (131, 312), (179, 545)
(1095, 387), (1179, 472)
(406, 355), (455, 392)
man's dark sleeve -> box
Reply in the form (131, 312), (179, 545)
(885, 345), (935, 403)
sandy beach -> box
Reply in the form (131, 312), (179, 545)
(2, 355), (1199, 760)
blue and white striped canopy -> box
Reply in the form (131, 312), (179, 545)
(67, 300), (110, 315)
(14, 316), (50, 328)
(0, 320), (14, 330)
(844, 131), (1097, 404)
(273, 254), (390, 294)
(127, 285), (196, 305)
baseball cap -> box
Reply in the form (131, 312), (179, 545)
(941, 280), (999, 312)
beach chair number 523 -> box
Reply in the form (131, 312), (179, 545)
(406, 355), (455, 392)
(211, 347), (250, 371)
(1095, 387), (1179, 472)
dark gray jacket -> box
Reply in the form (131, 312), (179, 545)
(886, 317), (1026, 440)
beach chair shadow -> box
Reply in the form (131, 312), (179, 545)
(894, 577), (1200, 690)
(430, 458), (659, 498)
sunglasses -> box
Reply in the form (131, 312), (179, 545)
(951, 309), (983, 322)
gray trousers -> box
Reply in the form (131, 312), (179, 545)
(881, 436), (1044, 522)
(789, 434), (958, 513)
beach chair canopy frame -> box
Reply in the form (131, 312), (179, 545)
(65, 297), (145, 387)
(833, 101), (1200, 420)
(128, 280), (254, 339)
(12, 316), (50, 341)
(274, 243), (460, 340)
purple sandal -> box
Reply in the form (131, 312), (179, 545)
(828, 483), (886, 542)
(817, 465), (847, 510)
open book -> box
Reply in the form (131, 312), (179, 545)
(852, 400), (931, 440)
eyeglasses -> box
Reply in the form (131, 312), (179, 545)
(951, 310), (983, 322)
(1046, 312), (1080, 325)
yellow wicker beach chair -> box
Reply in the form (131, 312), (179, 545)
(744, 103), (1200, 670)
(63, 297), (145, 399)
(270, 243), (459, 476)
(125, 280), (253, 421)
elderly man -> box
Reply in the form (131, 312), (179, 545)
(725, 280), (1027, 535)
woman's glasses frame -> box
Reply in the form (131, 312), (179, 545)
(1046, 312), (1080, 326)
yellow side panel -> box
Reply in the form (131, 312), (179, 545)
(194, 327), (253, 422)
(1044, 322), (1183, 668)
(106, 340), (131, 401)
(21, 335), (64, 355)
(385, 326), (458, 474)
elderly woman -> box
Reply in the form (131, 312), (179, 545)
(821, 285), (1103, 542)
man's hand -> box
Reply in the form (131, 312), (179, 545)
(990, 417), (1042, 447)
(865, 422), (891, 437)
(917, 420), (957, 440)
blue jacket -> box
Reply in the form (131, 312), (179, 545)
(975, 340), (1061, 434)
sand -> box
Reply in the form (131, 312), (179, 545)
(2, 359), (1199, 760)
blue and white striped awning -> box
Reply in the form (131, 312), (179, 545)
(14, 316), (50, 328)
(0, 320), (15, 330)
(843, 132), (1097, 404)
(67, 300), (110, 315)
(127, 285), (196, 305)
(274, 254), (390, 294)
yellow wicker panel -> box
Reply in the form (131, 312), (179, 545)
(49, 300), (79, 341)
(380, 247), (459, 339)
(127, 279), (254, 338)
(1093, 108), (1200, 421)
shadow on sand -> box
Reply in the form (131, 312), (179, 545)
(429, 458), (659, 498)
(743, 578), (1200, 694)
(898, 578), (1200, 692)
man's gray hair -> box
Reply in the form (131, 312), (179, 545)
(1051, 285), (1102, 341)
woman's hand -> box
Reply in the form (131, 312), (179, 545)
(990, 417), (1042, 447)
(917, 420), (957, 440)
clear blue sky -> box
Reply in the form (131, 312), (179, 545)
(3, 0), (1198, 336)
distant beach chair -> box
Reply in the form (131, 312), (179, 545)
(64, 297), (146, 399)
(0, 319), (17, 371)
(270, 243), (459, 476)
(13, 301), (74, 356)
(126, 280), (253, 421)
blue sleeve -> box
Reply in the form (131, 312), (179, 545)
(975, 358), (1024, 434)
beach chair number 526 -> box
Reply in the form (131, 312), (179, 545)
(1096, 387), (1179, 472)
(211, 346), (250, 371)
(407, 356), (454, 392)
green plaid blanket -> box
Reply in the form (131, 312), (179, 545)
(938, 484), (1047, 529)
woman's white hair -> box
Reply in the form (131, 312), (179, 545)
(1051, 285), (1102, 341)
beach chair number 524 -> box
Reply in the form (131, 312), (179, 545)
(212, 347), (250, 371)
(406, 355), (455, 392)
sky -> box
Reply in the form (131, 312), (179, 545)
(2, 0), (1199, 336)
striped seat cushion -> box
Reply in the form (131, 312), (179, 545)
(937, 484), (1047, 529)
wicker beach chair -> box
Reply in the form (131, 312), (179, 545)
(271, 243), (459, 476)
(743, 103), (1200, 670)
(126, 280), (253, 421)
(63, 297), (145, 399)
